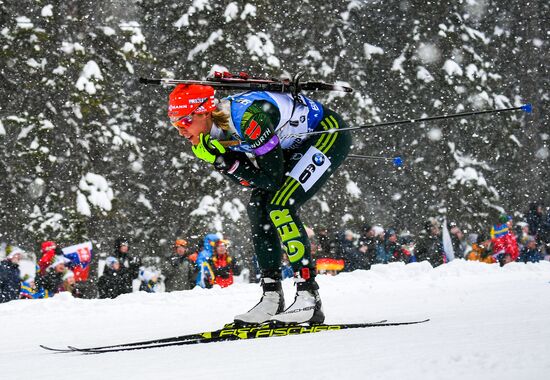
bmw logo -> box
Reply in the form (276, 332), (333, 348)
(312, 153), (325, 166)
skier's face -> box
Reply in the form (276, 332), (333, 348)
(175, 112), (213, 145)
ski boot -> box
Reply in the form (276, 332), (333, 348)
(271, 268), (325, 326)
(234, 277), (285, 326)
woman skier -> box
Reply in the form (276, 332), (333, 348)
(168, 80), (351, 325)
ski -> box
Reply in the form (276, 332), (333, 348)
(43, 330), (214, 353)
(139, 71), (353, 93)
(42, 319), (386, 353)
(39, 345), (75, 353)
(44, 319), (428, 354)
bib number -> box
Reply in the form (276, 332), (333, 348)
(288, 146), (331, 191)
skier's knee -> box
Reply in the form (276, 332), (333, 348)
(267, 206), (306, 264)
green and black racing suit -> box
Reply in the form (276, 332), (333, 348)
(211, 98), (351, 279)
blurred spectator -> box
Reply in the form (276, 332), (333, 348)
(338, 230), (361, 271)
(465, 233), (495, 264)
(526, 203), (544, 240)
(399, 233), (417, 263)
(514, 222), (531, 251)
(20, 277), (42, 299)
(370, 226), (387, 264)
(98, 256), (127, 299)
(36, 255), (70, 297)
(385, 229), (413, 263)
(281, 253), (294, 279)
(464, 233), (477, 257)
(37, 241), (59, 276)
(383, 228), (398, 263)
(162, 239), (193, 292)
(211, 240), (235, 288)
(518, 236), (543, 263)
(139, 269), (159, 293)
(448, 222), (467, 259)
(0, 247), (23, 303)
(543, 207), (550, 247)
(316, 226), (338, 259)
(62, 270), (82, 297)
(305, 225), (320, 264)
(357, 225), (378, 269)
(491, 214), (519, 266)
(305, 225), (317, 254)
(415, 219), (446, 267)
(195, 234), (219, 288)
(113, 237), (142, 294)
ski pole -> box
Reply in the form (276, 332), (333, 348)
(284, 104), (533, 139)
(215, 142), (404, 166)
(347, 154), (403, 167)
(215, 140), (402, 165)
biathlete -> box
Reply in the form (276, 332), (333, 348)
(168, 83), (351, 325)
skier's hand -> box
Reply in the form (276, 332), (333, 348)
(192, 133), (226, 164)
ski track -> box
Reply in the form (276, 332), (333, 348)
(1, 260), (549, 380)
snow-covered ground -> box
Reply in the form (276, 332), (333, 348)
(1, 260), (549, 380)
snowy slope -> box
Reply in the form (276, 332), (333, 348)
(1, 260), (549, 380)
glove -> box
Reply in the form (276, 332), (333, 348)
(192, 133), (226, 164)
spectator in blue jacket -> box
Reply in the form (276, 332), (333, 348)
(195, 234), (220, 288)
(338, 230), (361, 271)
(518, 236), (543, 263)
(20, 278), (43, 299)
(0, 248), (23, 303)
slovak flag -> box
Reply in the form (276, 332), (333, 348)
(62, 241), (93, 281)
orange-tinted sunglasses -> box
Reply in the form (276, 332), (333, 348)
(170, 97), (209, 129)
(171, 114), (193, 128)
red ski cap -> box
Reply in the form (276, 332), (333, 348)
(168, 84), (216, 121)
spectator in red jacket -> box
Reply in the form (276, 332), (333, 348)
(212, 240), (234, 288)
(37, 241), (58, 275)
(491, 214), (519, 266)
